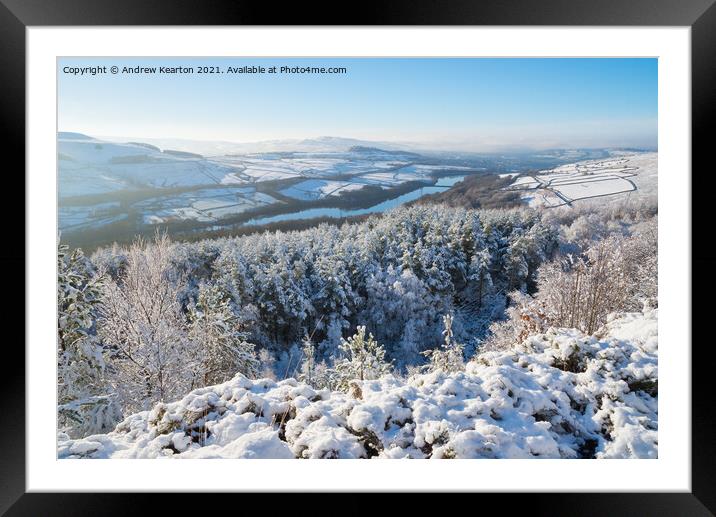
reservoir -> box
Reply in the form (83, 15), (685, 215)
(244, 175), (466, 227)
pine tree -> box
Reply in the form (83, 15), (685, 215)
(187, 282), (260, 386)
(57, 243), (120, 437)
(505, 229), (531, 292)
(298, 335), (316, 386)
(334, 326), (392, 391)
(422, 314), (464, 373)
(257, 348), (277, 380)
(312, 253), (353, 349)
(468, 249), (493, 308)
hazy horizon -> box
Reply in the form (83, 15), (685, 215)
(84, 132), (658, 153)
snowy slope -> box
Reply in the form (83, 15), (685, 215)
(58, 133), (241, 197)
(58, 133), (480, 233)
(59, 308), (657, 459)
(59, 133), (422, 199)
(508, 152), (657, 208)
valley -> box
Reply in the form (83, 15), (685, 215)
(57, 132), (620, 249)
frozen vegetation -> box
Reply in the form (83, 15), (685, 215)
(57, 186), (658, 458)
(58, 308), (657, 459)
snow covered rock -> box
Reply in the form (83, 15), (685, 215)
(58, 309), (657, 459)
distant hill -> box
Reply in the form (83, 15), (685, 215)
(348, 145), (422, 159)
(58, 132), (95, 140)
(97, 135), (417, 156)
(127, 142), (161, 152)
(162, 149), (203, 159)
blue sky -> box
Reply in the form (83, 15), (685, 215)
(58, 57), (657, 151)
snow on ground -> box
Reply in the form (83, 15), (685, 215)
(278, 167), (437, 197)
(59, 308), (657, 459)
(356, 171), (430, 187)
(57, 134), (465, 231)
(551, 178), (635, 202)
(215, 153), (411, 185)
(280, 179), (367, 201)
(137, 188), (278, 225)
(58, 135), (243, 195)
(505, 152), (656, 208)
(59, 202), (122, 230)
(511, 176), (542, 189)
(59, 136), (161, 164)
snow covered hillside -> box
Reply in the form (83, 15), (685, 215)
(507, 152), (657, 208)
(59, 308), (657, 459)
(57, 133), (473, 236)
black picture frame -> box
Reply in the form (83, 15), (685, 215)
(2, 0), (713, 514)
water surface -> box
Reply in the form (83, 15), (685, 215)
(244, 175), (466, 226)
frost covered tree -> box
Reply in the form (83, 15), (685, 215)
(57, 243), (120, 437)
(483, 223), (657, 351)
(311, 253), (354, 353)
(467, 249), (493, 308)
(97, 233), (196, 413)
(536, 235), (634, 335)
(79, 206), (560, 398)
(298, 335), (317, 386)
(619, 218), (658, 310)
(257, 349), (277, 380)
(481, 291), (548, 352)
(504, 229), (534, 292)
(58, 244), (101, 363)
(311, 361), (337, 390)
(187, 282), (260, 386)
(422, 314), (464, 373)
(334, 326), (393, 391)
(361, 266), (444, 364)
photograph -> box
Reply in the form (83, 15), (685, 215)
(55, 56), (659, 460)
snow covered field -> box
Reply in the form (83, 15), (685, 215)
(215, 154), (409, 184)
(59, 308), (657, 459)
(58, 133), (474, 233)
(506, 152), (657, 208)
(58, 134), (239, 197)
(279, 179), (367, 201)
(136, 188), (278, 225)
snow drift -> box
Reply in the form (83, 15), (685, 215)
(58, 308), (657, 459)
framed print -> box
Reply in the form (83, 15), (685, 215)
(2, 0), (715, 514)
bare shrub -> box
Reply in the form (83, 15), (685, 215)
(483, 220), (657, 350)
(98, 232), (198, 413)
